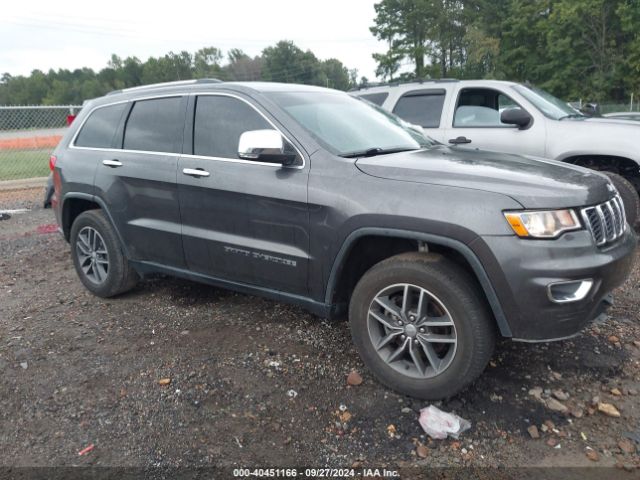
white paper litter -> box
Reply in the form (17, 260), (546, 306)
(418, 405), (471, 440)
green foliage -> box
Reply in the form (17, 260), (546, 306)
(0, 41), (356, 106)
(371, 0), (640, 101)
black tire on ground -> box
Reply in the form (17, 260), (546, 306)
(349, 252), (496, 400)
(69, 209), (139, 297)
(602, 171), (640, 228)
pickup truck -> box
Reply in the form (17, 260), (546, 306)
(352, 80), (640, 224)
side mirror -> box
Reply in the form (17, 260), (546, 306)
(500, 108), (532, 129)
(238, 129), (298, 166)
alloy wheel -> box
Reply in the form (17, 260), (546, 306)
(367, 283), (457, 379)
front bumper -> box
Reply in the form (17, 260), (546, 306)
(474, 227), (637, 341)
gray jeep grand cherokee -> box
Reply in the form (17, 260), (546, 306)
(51, 79), (636, 399)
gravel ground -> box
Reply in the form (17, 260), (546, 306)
(1, 206), (639, 476)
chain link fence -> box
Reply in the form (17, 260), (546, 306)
(0, 105), (81, 210)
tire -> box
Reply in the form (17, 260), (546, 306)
(602, 172), (640, 228)
(69, 209), (139, 297)
(349, 252), (495, 400)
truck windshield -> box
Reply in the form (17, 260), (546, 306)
(266, 91), (423, 157)
(513, 85), (585, 120)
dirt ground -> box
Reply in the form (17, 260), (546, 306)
(1, 203), (640, 477)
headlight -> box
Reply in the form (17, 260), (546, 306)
(504, 209), (581, 238)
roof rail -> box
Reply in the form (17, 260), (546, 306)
(351, 78), (459, 91)
(106, 78), (223, 96)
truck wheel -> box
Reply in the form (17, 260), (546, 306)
(70, 210), (139, 297)
(349, 252), (495, 400)
(602, 172), (640, 228)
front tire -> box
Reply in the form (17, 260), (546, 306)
(349, 252), (495, 399)
(70, 210), (139, 297)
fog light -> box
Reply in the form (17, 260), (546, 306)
(547, 279), (593, 303)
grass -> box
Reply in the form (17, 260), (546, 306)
(0, 149), (51, 181)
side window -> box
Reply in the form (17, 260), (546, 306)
(123, 97), (184, 153)
(193, 95), (273, 158)
(74, 103), (126, 148)
(454, 88), (521, 127)
(358, 92), (389, 106)
(392, 91), (445, 128)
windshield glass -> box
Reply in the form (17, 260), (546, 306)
(266, 91), (423, 156)
(358, 98), (435, 148)
(513, 85), (584, 120)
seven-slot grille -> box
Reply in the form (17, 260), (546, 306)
(580, 195), (626, 246)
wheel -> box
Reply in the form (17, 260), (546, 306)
(601, 172), (640, 228)
(349, 252), (495, 399)
(69, 209), (139, 297)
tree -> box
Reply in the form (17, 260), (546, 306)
(261, 41), (323, 84)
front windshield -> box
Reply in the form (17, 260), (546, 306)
(513, 85), (584, 120)
(359, 98), (435, 148)
(266, 91), (422, 156)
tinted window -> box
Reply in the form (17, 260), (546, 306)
(194, 96), (273, 158)
(74, 103), (126, 148)
(123, 97), (184, 153)
(393, 92), (445, 128)
(358, 92), (389, 106)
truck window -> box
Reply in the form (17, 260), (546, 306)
(74, 103), (126, 148)
(123, 97), (185, 153)
(454, 88), (522, 127)
(392, 91), (445, 128)
(358, 92), (389, 106)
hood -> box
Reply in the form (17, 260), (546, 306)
(573, 116), (640, 127)
(355, 146), (613, 209)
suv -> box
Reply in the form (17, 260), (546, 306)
(351, 80), (640, 224)
(52, 80), (636, 399)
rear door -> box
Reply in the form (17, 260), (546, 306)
(93, 95), (188, 268)
(177, 93), (310, 295)
(443, 86), (546, 156)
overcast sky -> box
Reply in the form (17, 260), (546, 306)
(1, 0), (388, 80)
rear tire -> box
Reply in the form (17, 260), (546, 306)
(69, 210), (139, 297)
(349, 252), (495, 400)
(602, 172), (640, 228)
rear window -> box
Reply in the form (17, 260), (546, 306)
(358, 92), (389, 106)
(123, 97), (184, 153)
(393, 91), (445, 128)
(74, 103), (126, 148)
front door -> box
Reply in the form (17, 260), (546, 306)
(444, 86), (546, 157)
(177, 94), (310, 295)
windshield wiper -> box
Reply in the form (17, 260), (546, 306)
(340, 147), (419, 158)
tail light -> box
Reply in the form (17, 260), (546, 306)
(49, 154), (57, 171)
(66, 114), (76, 125)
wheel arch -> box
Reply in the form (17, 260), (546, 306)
(61, 193), (130, 257)
(325, 227), (512, 337)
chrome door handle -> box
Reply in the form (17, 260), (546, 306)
(102, 159), (123, 167)
(183, 168), (210, 177)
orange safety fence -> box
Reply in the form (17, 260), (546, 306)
(0, 135), (63, 150)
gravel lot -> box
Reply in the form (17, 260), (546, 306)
(1, 205), (639, 475)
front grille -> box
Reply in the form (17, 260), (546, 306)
(581, 195), (627, 246)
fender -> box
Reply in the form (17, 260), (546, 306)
(61, 192), (131, 258)
(324, 227), (512, 337)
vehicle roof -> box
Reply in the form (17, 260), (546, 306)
(92, 79), (337, 106)
(352, 79), (521, 94)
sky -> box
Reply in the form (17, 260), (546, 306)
(1, 0), (389, 80)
